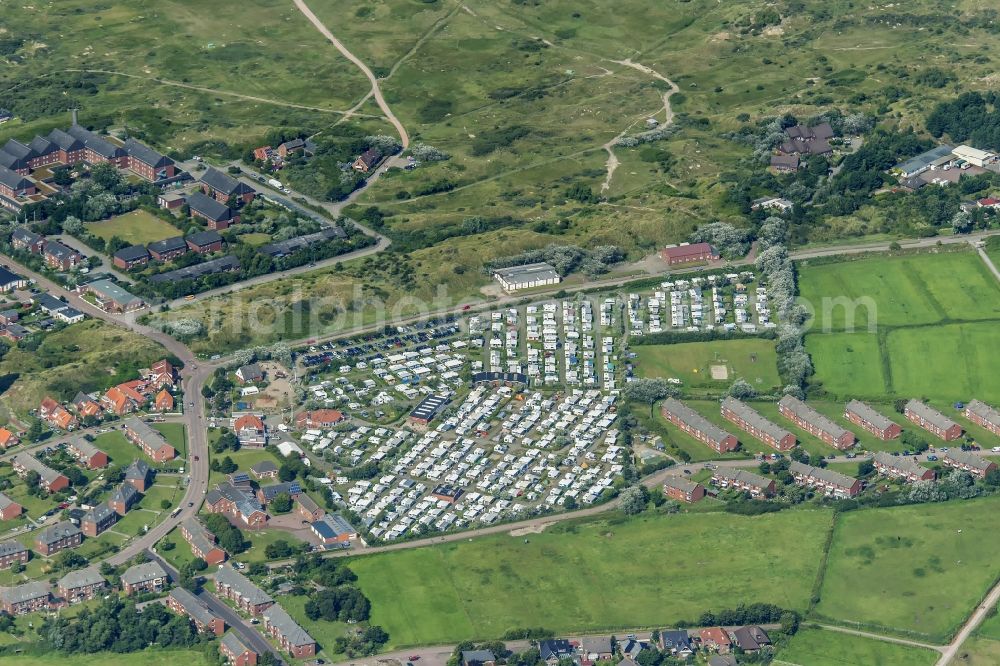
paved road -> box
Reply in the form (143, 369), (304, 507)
(292, 0), (410, 149)
(0, 257), (215, 566)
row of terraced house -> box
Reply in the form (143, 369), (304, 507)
(664, 396), (1000, 454)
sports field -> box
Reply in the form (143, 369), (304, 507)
(349, 510), (831, 646)
(775, 628), (938, 666)
(88, 210), (183, 245)
(815, 496), (1000, 642)
(633, 339), (781, 391)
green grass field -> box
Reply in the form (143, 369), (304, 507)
(775, 627), (938, 666)
(816, 496), (1000, 642)
(951, 637), (1000, 666)
(803, 251), (1000, 403)
(350, 510), (832, 646)
(2, 649), (211, 666)
(152, 423), (187, 457)
(87, 210), (184, 245)
(633, 339), (781, 391)
(798, 251), (1000, 331)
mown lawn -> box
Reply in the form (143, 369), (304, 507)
(87, 210), (183, 245)
(633, 338), (781, 391)
(349, 510), (831, 646)
(776, 627), (938, 666)
(806, 332), (886, 398)
(816, 496), (1000, 642)
(152, 423), (187, 457)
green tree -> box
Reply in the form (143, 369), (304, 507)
(219, 456), (237, 474)
(270, 492), (292, 513)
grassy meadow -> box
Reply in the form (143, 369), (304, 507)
(815, 496), (1000, 642)
(349, 510), (832, 646)
(775, 627), (939, 666)
(88, 210), (183, 245)
(803, 250), (1000, 403)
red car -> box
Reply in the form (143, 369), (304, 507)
(408, 656), (420, 661)
(462, 305), (471, 311)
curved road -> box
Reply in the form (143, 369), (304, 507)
(292, 0), (410, 150)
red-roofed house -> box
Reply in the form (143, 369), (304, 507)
(699, 627), (732, 653)
(148, 359), (176, 388)
(294, 409), (344, 430)
(0, 428), (18, 449)
(978, 197), (1000, 209)
(234, 414), (267, 448)
(154, 389), (174, 412)
(661, 242), (720, 266)
(40, 397), (77, 431)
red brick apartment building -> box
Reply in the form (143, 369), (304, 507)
(721, 397), (796, 451)
(844, 400), (902, 440)
(904, 400), (963, 441)
(661, 397), (738, 453)
(789, 461), (861, 498)
(965, 399), (1000, 436)
(167, 587), (225, 635)
(220, 631), (258, 666)
(872, 452), (936, 483)
(662, 476), (705, 503)
(778, 396), (855, 449)
(711, 468), (776, 498)
(943, 450), (997, 479)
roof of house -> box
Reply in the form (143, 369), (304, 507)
(722, 397), (792, 443)
(124, 417), (172, 451)
(662, 397), (734, 446)
(2, 139), (33, 160)
(0, 581), (49, 605)
(234, 414), (265, 431)
(82, 502), (117, 525)
(462, 650), (497, 663)
(29, 136), (55, 156)
(186, 229), (225, 247)
(47, 128), (84, 152)
(124, 458), (152, 481)
(538, 639), (574, 660)
(260, 227), (346, 258)
(0, 266), (24, 287)
(147, 236), (187, 255)
(259, 481), (300, 501)
(12, 227), (42, 246)
(168, 587), (218, 625)
(659, 630), (692, 650)
(263, 604), (314, 646)
(769, 154), (800, 169)
(200, 167), (253, 197)
(114, 245), (150, 263)
(121, 560), (168, 585)
(124, 137), (173, 169)
(663, 475), (703, 495)
(12, 453), (65, 486)
(945, 449), (995, 472)
(296, 493), (319, 513)
(236, 363), (263, 379)
(0, 540), (26, 558)
(699, 627), (731, 645)
(846, 400), (896, 431)
(906, 400), (959, 432)
(148, 255), (239, 283)
(220, 631), (253, 656)
(57, 568), (105, 591)
(730, 626), (770, 651)
(182, 517), (220, 556)
(86, 279), (143, 307)
(0, 492), (18, 511)
(187, 191), (233, 223)
(68, 436), (103, 459)
(789, 461), (858, 489)
(662, 242), (717, 261)
(110, 482), (140, 506)
(43, 240), (80, 262)
(492, 262), (561, 284)
(355, 148), (382, 169)
(966, 399), (1000, 428)
(67, 125), (123, 159)
(215, 565), (273, 605)
(873, 452), (929, 477)
(251, 460), (279, 475)
(36, 521), (81, 545)
(579, 637), (613, 654)
(779, 395), (852, 440)
(713, 468), (773, 490)
(0, 165), (32, 192)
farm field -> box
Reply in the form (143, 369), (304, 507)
(815, 496), (1000, 642)
(633, 339), (781, 392)
(349, 510), (831, 646)
(797, 251), (1000, 331)
(803, 251), (1000, 403)
(87, 210), (183, 245)
(775, 627), (938, 666)
(950, 637), (1000, 666)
